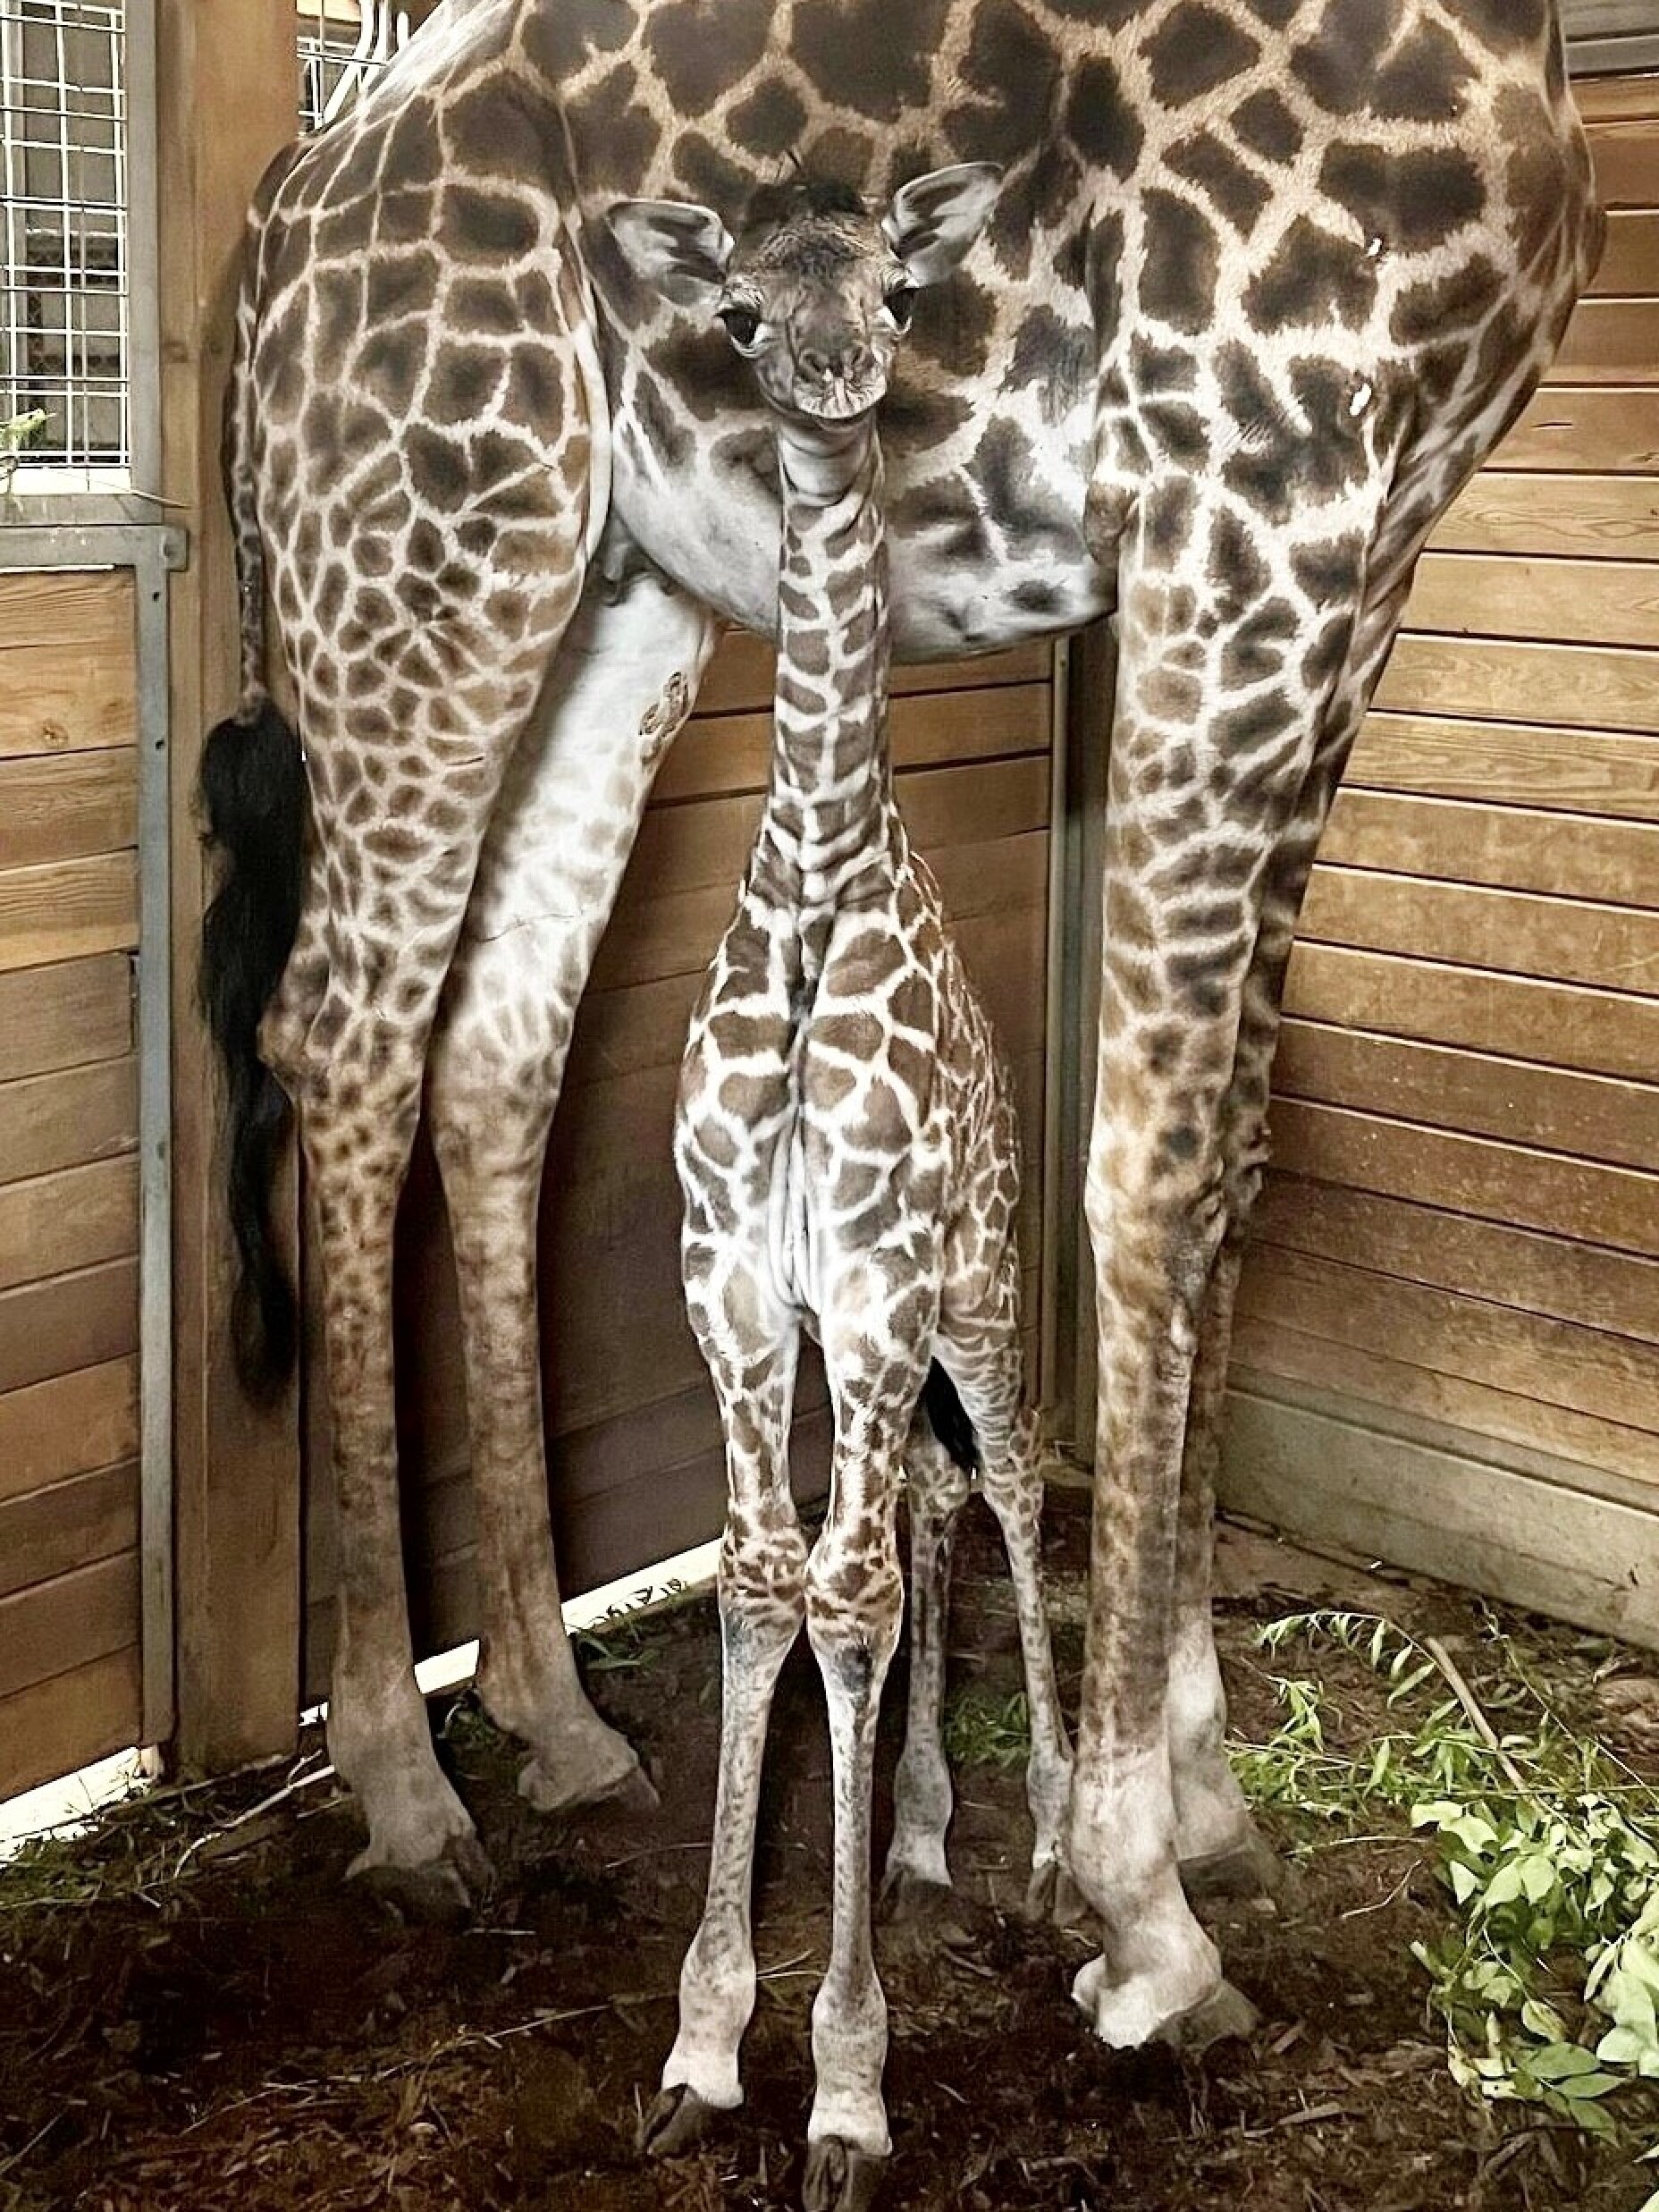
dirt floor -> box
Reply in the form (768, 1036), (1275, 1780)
(3, 1488), (1656, 2211)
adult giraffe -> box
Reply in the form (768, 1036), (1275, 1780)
(201, 0), (1599, 2053)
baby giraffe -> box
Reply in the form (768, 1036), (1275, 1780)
(610, 167), (1073, 2211)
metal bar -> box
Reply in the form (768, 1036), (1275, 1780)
(122, 0), (159, 496)
(133, 521), (183, 1746)
(0, 515), (162, 563)
(1038, 634), (1070, 1423)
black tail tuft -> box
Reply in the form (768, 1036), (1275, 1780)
(198, 692), (307, 1401)
(922, 1359), (980, 1475)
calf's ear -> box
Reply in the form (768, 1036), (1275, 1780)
(606, 198), (735, 308)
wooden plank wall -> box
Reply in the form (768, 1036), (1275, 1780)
(303, 635), (1054, 1689)
(1228, 76), (1659, 1625)
(0, 570), (145, 1800)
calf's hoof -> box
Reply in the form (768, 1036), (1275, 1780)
(639, 2083), (722, 2158)
(804, 2137), (888, 2212)
(348, 1828), (494, 1928)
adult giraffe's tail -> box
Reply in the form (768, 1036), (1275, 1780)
(198, 160), (307, 1400)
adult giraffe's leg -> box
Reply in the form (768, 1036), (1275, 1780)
(1169, 553), (1423, 1896)
(1067, 459), (1394, 2047)
(426, 558), (716, 1818)
(256, 331), (600, 1920)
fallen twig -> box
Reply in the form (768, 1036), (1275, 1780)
(1424, 1638), (1529, 1794)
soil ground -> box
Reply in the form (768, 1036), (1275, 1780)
(2, 1489), (1655, 2211)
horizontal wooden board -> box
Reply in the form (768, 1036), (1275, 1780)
(627, 754), (1048, 905)
(656, 680), (1050, 806)
(1430, 470), (1659, 558)
(1221, 1387), (1659, 1649)
(1271, 1099), (1659, 1260)
(1346, 710), (1659, 822)
(0, 1257), (139, 1397)
(1494, 386), (1659, 474)
(0, 571), (134, 760)
(1575, 76), (1659, 126)
(1321, 788), (1659, 907)
(1584, 116), (1659, 207)
(1301, 865), (1659, 995)
(0, 1645), (140, 1804)
(0, 1157), (139, 1294)
(1284, 942), (1659, 1085)
(1406, 551), (1659, 650)
(0, 1057), (137, 1187)
(0, 955), (131, 1082)
(1377, 634), (1659, 733)
(0, 1460), (139, 1601)
(1255, 1177), (1659, 1348)
(0, 749), (137, 872)
(590, 827), (1047, 994)
(0, 849), (138, 972)
(1238, 1246), (1659, 1435)
(1549, 297), (1659, 383)
(1587, 207), (1659, 293)
(0, 1548), (139, 1702)
(695, 632), (1051, 716)
(0, 1357), (139, 1505)
(1234, 1319), (1659, 1490)
(1273, 1019), (1659, 1173)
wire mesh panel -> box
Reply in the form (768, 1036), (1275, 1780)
(298, 0), (410, 134)
(0, 0), (127, 475)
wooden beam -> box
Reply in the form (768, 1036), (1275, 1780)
(156, 0), (301, 1775)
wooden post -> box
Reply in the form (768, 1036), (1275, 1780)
(156, 0), (302, 1772)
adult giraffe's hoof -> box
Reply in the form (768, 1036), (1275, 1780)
(638, 2083), (722, 2158)
(518, 1727), (657, 1819)
(1181, 1827), (1293, 1907)
(1154, 1978), (1261, 2054)
(348, 1827), (494, 1928)
(803, 2137), (888, 2212)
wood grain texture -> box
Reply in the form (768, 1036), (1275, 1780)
(0, 1646), (140, 1804)
(0, 851), (138, 973)
(1220, 1389), (1659, 1649)
(1377, 635), (1659, 733)
(1300, 866), (1659, 994)
(1270, 1100), (1659, 1260)
(1587, 207), (1659, 294)
(0, 1358), (139, 1505)
(0, 1157), (139, 1294)
(0, 1462), (139, 1601)
(1583, 117), (1659, 209)
(695, 631), (1050, 715)
(1273, 1020), (1659, 1173)
(1284, 942), (1659, 1085)
(1430, 470), (1659, 558)
(1549, 299), (1659, 383)
(0, 956), (131, 1083)
(655, 680), (1050, 804)
(1234, 1321), (1659, 1490)
(1347, 710), (1659, 821)
(0, 1549), (140, 1702)
(1495, 387), (1659, 474)
(1237, 1246), (1659, 1434)
(0, 1257), (139, 1397)
(0, 750), (137, 871)
(1407, 551), (1659, 649)
(1255, 1177), (1659, 1348)
(0, 1058), (137, 1187)
(1321, 788), (1659, 907)
(0, 572), (135, 759)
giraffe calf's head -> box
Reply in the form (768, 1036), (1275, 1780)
(608, 164), (999, 425)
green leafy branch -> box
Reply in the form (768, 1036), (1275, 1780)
(1240, 1608), (1659, 2184)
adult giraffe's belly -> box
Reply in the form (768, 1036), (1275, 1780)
(611, 433), (1113, 662)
